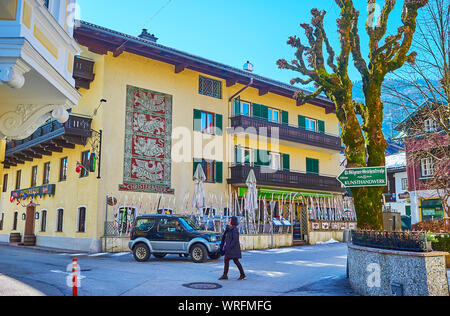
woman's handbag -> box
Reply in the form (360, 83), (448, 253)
(219, 230), (227, 256)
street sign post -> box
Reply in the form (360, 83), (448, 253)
(337, 166), (387, 188)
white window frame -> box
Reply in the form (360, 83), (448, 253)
(268, 108), (280, 123)
(270, 152), (281, 170)
(241, 102), (251, 116)
(420, 157), (435, 177)
(424, 118), (438, 133)
(401, 178), (408, 191)
(305, 117), (318, 132)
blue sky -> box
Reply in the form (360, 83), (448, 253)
(77, 0), (407, 90)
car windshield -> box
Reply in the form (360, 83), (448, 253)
(179, 217), (201, 231)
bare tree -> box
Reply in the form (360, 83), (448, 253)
(384, 0), (449, 218)
(278, 0), (428, 229)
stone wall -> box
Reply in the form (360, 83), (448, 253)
(103, 234), (293, 253)
(348, 244), (449, 296)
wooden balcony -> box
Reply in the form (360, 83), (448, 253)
(230, 115), (343, 151)
(228, 164), (345, 193)
(3, 115), (92, 168)
(73, 56), (95, 89)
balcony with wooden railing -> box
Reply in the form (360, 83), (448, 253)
(230, 115), (343, 151)
(228, 164), (345, 193)
(73, 56), (95, 89)
(3, 115), (92, 169)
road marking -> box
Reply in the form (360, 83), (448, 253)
(112, 252), (130, 257)
(88, 253), (108, 257)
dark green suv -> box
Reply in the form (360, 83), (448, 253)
(129, 215), (222, 263)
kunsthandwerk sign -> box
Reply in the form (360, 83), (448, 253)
(337, 167), (387, 188)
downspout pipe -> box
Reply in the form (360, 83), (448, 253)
(228, 78), (254, 102)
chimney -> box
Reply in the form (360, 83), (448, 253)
(138, 29), (158, 43)
(243, 61), (254, 72)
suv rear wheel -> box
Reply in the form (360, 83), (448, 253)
(190, 244), (208, 263)
(133, 243), (151, 262)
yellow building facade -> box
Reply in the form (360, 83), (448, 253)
(0, 21), (345, 252)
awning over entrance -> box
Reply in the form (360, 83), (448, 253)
(238, 187), (335, 201)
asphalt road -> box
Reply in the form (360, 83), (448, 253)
(0, 242), (355, 296)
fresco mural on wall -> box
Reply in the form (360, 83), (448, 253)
(119, 85), (174, 194)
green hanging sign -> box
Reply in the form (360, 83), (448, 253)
(337, 167), (387, 188)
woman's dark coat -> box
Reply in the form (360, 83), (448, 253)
(221, 225), (242, 259)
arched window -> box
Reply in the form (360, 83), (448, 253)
(56, 209), (64, 232)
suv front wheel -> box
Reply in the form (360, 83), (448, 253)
(133, 243), (151, 262)
(190, 244), (208, 263)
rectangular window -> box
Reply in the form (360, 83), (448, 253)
(194, 110), (222, 135)
(268, 108), (280, 123)
(201, 111), (215, 134)
(270, 152), (281, 170)
(199, 76), (222, 99)
(56, 209), (64, 232)
(424, 118), (437, 133)
(235, 146), (253, 165)
(305, 118), (317, 132)
(420, 157), (434, 177)
(2, 174), (8, 193)
(202, 160), (215, 183)
(31, 166), (38, 187)
(15, 170), (21, 190)
(194, 159), (222, 183)
(59, 157), (68, 182)
(80, 151), (90, 178)
(234, 99), (251, 116)
(401, 178), (408, 191)
(40, 210), (47, 232)
(78, 207), (86, 233)
(43, 162), (50, 185)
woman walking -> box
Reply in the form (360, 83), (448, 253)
(219, 216), (246, 281)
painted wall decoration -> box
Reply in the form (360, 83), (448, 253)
(119, 85), (174, 194)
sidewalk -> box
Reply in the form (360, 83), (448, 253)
(0, 274), (45, 296)
(0, 242), (90, 255)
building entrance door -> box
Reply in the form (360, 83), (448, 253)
(23, 203), (37, 246)
(24, 204), (36, 235)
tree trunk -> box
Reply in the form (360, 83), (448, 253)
(351, 187), (384, 230)
(355, 80), (387, 230)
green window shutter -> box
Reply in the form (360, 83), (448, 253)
(215, 114), (223, 136)
(215, 161), (223, 183)
(260, 105), (269, 120)
(298, 115), (306, 129)
(252, 104), (261, 119)
(256, 150), (270, 166)
(193, 158), (202, 177)
(306, 158), (319, 174)
(234, 98), (241, 115)
(282, 154), (290, 171)
(318, 120), (325, 133)
(282, 111), (289, 125)
(193, 109), (202, 131)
